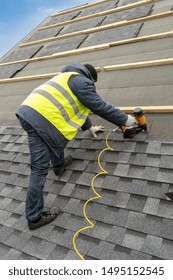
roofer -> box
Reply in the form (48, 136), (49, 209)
(16, 63), (135, 230)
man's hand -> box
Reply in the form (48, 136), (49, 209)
(122, 115), (137, 139)
(125, 115), (136, 127)
(89, 125), (105, 138)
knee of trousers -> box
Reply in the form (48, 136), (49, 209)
(30, 164), (49, 176)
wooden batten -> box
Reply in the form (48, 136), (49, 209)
(0, 73), (60, 84)
(0, 56), (173, 83)
(109, 30), (173, 47)
(117, 106), (173, 113)
(103, 58), (173, 71)
(39, 0), (161, 31)
(19, 10), (173, 48)
(1, 30), (173, 67)
(51, 0), (111, 17)
(0, 67), (101, 84)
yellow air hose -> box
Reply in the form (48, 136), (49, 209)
(72, 129), (117, 260)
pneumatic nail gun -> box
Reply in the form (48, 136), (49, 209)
(121, 108), (147, 139)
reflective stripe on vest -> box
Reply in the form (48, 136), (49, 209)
(22, 72), (90, 140)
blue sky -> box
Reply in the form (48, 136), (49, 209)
(0, 0), (95, 58)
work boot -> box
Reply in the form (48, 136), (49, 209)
(53, 155), (73, 176)
(28, 207), (60, 230)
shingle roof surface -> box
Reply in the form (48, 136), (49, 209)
(0, 0), (173, 260)
(0, 126), (173, 260)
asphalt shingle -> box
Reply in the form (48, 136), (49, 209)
(0, 226), (14, 243)
(160, 239), (173, 260)
(64, 198), (81, 214)
(130, 250), (152, 260)
(122, 230), (146, 251)
(161, 143), (173, 156)
(157, 200), (173, 219)
(159, 155), (173, 169)
(126, 194), (147, 212)
(22, 237), (56, 259)
(5, 248), (22, 260)
(0, 197), (12, 210)
(143, 215), (163, 236)
(87, 240), (115, 260)
(0, 244), (11, 260)
(104, 207), (129, 227)
(91, 221), (112, 240)
(4, 230), (30, 250)
(114, 163), (130, 177)
(143, 197), (160, 215)
(109, 245), (132, 260)
(141, 235), (163, 257)
(106, 225), (126, 245)
(48, 245), (69, 260)
(125, 211), (146, 231)
(156, 168), (173, 184)
(159, 218), (173, 240)
(74, 234), (99, 256)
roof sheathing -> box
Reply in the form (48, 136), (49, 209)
(0, 0), (173, 260)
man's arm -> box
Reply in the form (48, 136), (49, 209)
(81, 117), (92, 131)
(72, 79), (128, 127)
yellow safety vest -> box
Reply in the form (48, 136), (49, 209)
(22, 72), (90, 140)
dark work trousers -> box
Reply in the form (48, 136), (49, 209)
(19, 117), (64, 222)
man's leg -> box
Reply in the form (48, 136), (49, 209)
(26, 128), (50, 222)
(50, 149), (72, 176)
(50, 149), (65, 167)
(19, 118), (59, 229)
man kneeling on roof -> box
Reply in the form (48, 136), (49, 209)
(16, 63), (135, 230)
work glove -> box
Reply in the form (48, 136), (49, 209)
(89, 125), (105, 138)
(125, 114), (136, 127)
(122, 115), (137, 139)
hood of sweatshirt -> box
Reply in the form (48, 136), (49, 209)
(61, 63), (92, 81)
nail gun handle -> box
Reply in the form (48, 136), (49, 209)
(121, 125), (137, 139)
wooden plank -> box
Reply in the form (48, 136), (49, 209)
(104, 58), (173, 71)
(51, 0), (111, 17)
(19, 10), (173, 48)
(53, 43), (110, 56)
(117, 106), (173, 113)
(0, 73), (60, 84)
(0, 54), (56, 67)
(0, 67), (101, 84)
(40, 12), (107, 30)
(0, 45), (110, 67)
(1, 30), (173, 67)
(39, 0), (160, 31)
(1, 55), (173, 83)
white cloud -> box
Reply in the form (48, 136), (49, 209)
(37, 6), (56, 14)
(36, 0), (96, 15)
